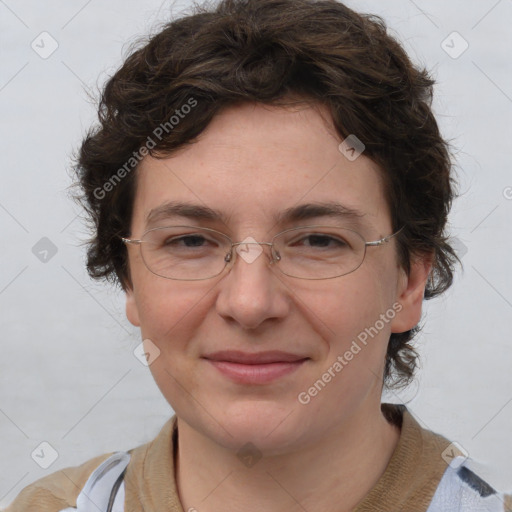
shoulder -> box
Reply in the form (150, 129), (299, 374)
(3, 451), (115, 512)
(427, 455), (512, 512)
(381, 404), (512, 512)
(3, 417), (177, 512)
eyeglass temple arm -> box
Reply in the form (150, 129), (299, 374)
(121, 237), (142, 245)
(365, 226), (404, 247)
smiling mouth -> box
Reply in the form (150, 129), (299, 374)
(203, 357), (309, 385)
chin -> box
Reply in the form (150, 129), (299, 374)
(208, 399), (310, 454)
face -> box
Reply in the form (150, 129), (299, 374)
(125, 102), (428, 454)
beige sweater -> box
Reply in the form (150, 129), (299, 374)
(5, 403), (511, 511)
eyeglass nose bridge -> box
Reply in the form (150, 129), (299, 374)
(225, 240), (281, 267)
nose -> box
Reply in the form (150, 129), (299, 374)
(215, 240), (289, 330)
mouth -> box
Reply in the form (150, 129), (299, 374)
(202, 350), (310, 385)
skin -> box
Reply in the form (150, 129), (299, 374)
(125, 101), (432, 512)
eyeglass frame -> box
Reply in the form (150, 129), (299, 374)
(121, 224), (405, 281)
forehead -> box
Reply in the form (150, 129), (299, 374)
(131, 102), (390, 234)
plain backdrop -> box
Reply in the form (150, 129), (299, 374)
(1, 0), (511, 507)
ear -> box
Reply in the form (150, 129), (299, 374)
(390, 252), (433, 333)
(125, 285), (141, 327)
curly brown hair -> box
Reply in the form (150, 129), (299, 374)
(72, 0), (459, 390)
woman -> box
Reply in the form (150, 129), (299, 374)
(6, 0), (511, 510)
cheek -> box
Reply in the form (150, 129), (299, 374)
(316, 269), (397, 337)
(298, 271), (398, 413)
(134, 279), (203, 345)
(304, 265), (399, 386)
(130, 272), (228, 388)
(132, 279), (215, 408)
(294, 288), (397, 436)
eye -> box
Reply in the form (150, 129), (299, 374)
(164, 234), (210, 248)
(299, 234), (349, 248)
(289, 232), (351, 250)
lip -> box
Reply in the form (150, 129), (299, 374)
(202, 351), (309, 385)
(205, 359), (308, 385)
(203, 350), (308, 364)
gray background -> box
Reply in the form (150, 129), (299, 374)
(1, 0), (511, 506)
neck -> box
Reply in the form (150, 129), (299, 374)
(175, 403), (401, 512)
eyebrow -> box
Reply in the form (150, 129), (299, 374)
(145, 200), (366, 229)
